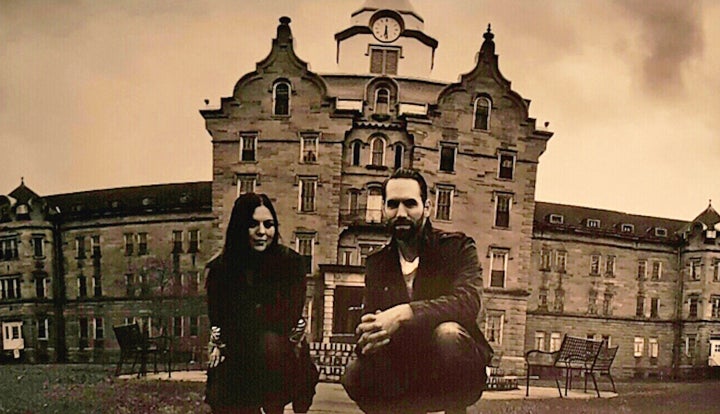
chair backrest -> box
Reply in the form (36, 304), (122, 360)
(113, 323), (143, 352)
(554, 335), (604, 367)
(592, 345), (619, 372)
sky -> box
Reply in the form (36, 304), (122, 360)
(1, 0), (719, 222)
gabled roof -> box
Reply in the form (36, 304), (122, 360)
(44, 181), (212, 221)
(534, 201), (688, 243)
(690, 203), (720, 228)
(8, 180), (40, 205)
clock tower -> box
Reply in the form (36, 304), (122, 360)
(335, 0), (438, 78)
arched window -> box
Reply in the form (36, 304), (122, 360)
(473, 96), (491, 130)
(394, 143), (404, 170)
(273, 81), (291, 116)
(375, 88), (390, 114)
(348, 190), (360, 214)
(370, 136), (385, 166)
(351, 141), (362, 166)
(366, 187), (383, 223)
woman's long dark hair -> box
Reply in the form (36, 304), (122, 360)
(221, 193), (280, 279)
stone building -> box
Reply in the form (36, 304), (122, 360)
(2, 0), (719, 379)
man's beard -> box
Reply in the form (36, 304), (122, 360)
(388, 217), (423, 242)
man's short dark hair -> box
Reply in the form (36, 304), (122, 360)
(382, 168), (428, 202)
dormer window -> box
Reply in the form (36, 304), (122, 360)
(549, 214), (564, 224)
(621, 224), (634, 233)
(272, 81), (291, 116)
(16, 204), (29, 216)
(375, 88), (390, 114)
(473, 96), (491, 130)
(655, 227), (668, 237)
(587, 219), (601, 228)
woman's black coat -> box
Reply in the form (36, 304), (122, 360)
(205, 244), (306, 408)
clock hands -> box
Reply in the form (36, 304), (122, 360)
(384, 25), (388, 39)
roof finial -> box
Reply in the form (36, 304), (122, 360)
(710, 199), (713, 207)
(21, 177), (24, 185)
(480, 22), (495, 55)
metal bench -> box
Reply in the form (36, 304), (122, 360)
(113, 323), (172, 378)
(525, 335), (605, 397)
(583, 344), (618, 397)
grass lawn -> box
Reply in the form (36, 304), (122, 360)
(1, 364), (719, 413)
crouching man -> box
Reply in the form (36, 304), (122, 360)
(342, 169), (493, 414)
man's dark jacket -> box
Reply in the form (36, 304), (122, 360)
(363, 223), (492, 360)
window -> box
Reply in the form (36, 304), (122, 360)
(636, 295), (645, 317)
(538, 288), (548, 310)
(602, 292), (613, 316)
(473, 97), (491, 130)
(188, 230), (200, 253)
(37, 318), (49, 341)
(714, 260), (720, 282)
(689, 259), (701, 281)
(91, 235), (101, 259)
(296, 234), (315, 275)
(189, 316), (199, 337)
(602, 335), (612, 347)
(393, 143), (404, 170)
(240, 134), (257, 162)
(556, 251), (567, 272)
(621, 224), (634, 233)
(588, 290), (597, 314)
(587, 219), (601, 228)
(655, 227), (667, 237)
(498, 153), (515, 180)
(366, 187), (383, 223)
(685, 335), (696, 358)
(554, 288), (565, 312)
(651, 297), (660, 318)
(93, 318), (104, 340)
(634, 337), (644, 357)
(35, 276), (48, 298)
(649, 338), (659, 358)
(534, 331), (546, 351)
(549, 214), (564, 224)
(590, 255), (601, 275)
(638, 260), (647, 280)
(172, 230), (183, 254)
(32, 235), (44, 258)
(299, 177), (317, 213)
(712, 296), (720, 318)
(439, 144), (456, 173)
(339, 249), (353, 266)
(375, 88), (390, 114)
(237, 174), (257, 196)
(651, 261), (662, 280)
(173, 316), (183, 337)
(540, 249), (551, 270)
(0, 276), (21, 300)
(77, 275), (87, 298)
(688, 295), (699, 319)
(92, 268), (102, 297)
(605, 256), (615, 276)
(435, 186), (453, 221)
(494, 193), (512, 228)
(550, 332), (562, 352)
(0, 237), (19, 261)
(301, 133), (319, 163)
(369, 47), (399, 75)
(273, 81), (290, 116)
(347, 190), (361, 216)
(489, 251), (507, 288)
(124, 234), (134, 256)
(125, 273), (135, 297)
(333, 286), (364, 334)
(76, 236), (86, 259)
(484, 312), (503, 344)
(351, 141), (362, 166)
(79, 318), (89, 349)
(130, 234), (145, 258)
(370, 136), (385, 166)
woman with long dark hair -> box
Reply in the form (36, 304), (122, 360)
(205, 193), (315, 414)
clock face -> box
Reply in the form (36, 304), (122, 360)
(372, 17), (402, 43)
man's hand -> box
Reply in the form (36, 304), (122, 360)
(356, 304), (413, 355)
(208, 346), (225, 368)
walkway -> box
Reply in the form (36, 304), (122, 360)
(119, 371), (617, 413)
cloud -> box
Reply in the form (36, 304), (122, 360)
(618, 0), (704, 97)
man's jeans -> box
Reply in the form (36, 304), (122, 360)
(341, 322), (487, 414)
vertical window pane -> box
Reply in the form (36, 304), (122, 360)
(352, 142), (361, 166)
(370, 49), (384, 74)
(435, 188), (452, 221)
(375, 89), (389, 114)
(474, 97), (490, 130)
(300, 179), (316, 212)
(490, 252), (506, 288)
(499, 154), (514, 179)
(371, 138), (384, 166)
(241, 136), (256, 161)
(394, 144), (403, 170)
(495, 195), (510, 228)
(385, 50), (398, 75)
(439, 146), (455, 172)
(274, 83), (289, 115)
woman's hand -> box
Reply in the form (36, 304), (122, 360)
(208, 345), (225, 368)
